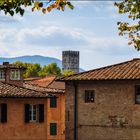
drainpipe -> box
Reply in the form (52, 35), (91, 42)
(74, 82), (78, 140)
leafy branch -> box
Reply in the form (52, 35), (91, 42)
(115, 0), (140, 50)
(0, 0), (74, 16)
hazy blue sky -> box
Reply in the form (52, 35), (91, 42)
(0, 1), (139, 70)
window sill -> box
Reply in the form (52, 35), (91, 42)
(29, 120), (38, 123)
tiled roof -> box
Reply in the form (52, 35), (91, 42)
(58, 58), (140, 81)
(24, 76), (65, 93)
(25, 76), (56, 87)
(24, 83), (65, 93)
(0, 82), (50, 98)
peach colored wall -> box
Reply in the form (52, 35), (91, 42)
(0, 95), (65, 140)
(0, 98), (47, 140)
(47, 94), (65, 140)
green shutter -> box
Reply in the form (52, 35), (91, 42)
(50, 123), (57, 135)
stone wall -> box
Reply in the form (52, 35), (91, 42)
(65, 80), (140, 140)
(62, 51), (79, 73)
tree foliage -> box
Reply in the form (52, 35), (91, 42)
(115, 0), (140, 50)
(40, 62), (61, 76)
(62, 70), (75, 77)
(0, 0), (74, 16)
(13, 61), (61, 78)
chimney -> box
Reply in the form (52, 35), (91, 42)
(3, 62), (9, 65)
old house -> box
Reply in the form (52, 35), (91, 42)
(0, 80), (51, 140)
(24, 76), (65, 140)
(59, 58), (140, 140)
(0, 62), (65, 140)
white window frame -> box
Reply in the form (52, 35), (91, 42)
(10, 69), (20, 80)
(0, 70), (5, 80)
(29, 105), (38, 122)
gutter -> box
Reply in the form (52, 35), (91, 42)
(74, 82), (78, 140)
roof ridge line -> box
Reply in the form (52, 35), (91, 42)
(58, 58), (136, 80)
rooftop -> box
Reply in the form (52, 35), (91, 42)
(58, 58), (140, 81)
(24, 76), (65, 93)
(0, 62), (25, 69)
(0, 82), (50, 98)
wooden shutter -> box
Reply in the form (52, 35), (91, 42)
(25, 104), (30, 123)
(1, 103), (7, 123)
(39, 104), (44, 123)
(50, 123), (57, 135)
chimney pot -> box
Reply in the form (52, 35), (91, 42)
(3, 62), (9, 65)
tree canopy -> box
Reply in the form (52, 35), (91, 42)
(39, 62), (61, 76)
(115, 0), (140, 50)
(62, 70), (75, 77)
(0, 0), (74, 16)
(13, 61), (61, 78)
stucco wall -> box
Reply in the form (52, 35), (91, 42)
(0, 99), (47, 140)
(0, 96), (65, 140)
(65, 80), (140, 140)
(47, 94), (65, 140)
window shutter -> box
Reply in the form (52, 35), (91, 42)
(1, 103), (7, 123)
(25, 104), (30, 123)
(50, 97), (57, 108)
(50, 123), (57, 135)
(39, 104), (44, 123)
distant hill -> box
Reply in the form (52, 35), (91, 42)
(0, 55), (84, 72)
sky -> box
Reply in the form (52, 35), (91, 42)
(0, 1), (139, 70)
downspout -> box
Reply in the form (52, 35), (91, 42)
(74, 82), (78, 140)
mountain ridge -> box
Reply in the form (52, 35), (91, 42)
(0, 55), (62, 67)
(0, 55), (84, 72)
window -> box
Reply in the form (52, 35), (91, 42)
(135, 86), (140, 104)
(10, 70), (20, 80)
(85, 90), (95, 103)
(29, 105), (37, 122)
(50, 97), (57, 108)
(25, 104), (44, 123)
(50, 123), (57, 135)
(0, 70), (5, 80)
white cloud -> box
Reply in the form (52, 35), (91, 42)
(0, 25), (137, 58)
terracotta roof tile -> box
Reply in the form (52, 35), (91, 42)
(24, 83), (65, 93)
(25, 76), (56, 87)
(58, 58), (140, 81)
(24, 76), (65, 93)
(0, 82), (50, 98)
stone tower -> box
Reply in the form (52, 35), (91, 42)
(62, 51), (79, 73)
